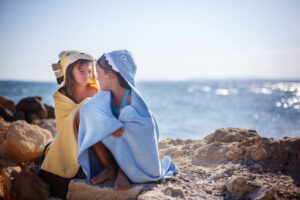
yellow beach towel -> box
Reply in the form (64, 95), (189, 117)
(41, 90), (91, 178)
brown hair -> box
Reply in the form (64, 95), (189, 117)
(60, 59), (92, 101)
(96, 55), (131, 90)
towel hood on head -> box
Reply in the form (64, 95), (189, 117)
(104, 50), (137, 87)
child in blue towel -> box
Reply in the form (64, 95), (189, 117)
(78, 50), (178, 191)
(89, 54), (132, 189)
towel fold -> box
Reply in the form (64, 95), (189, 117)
(41, 91), (90, 178)
(77, 87), (179, 183)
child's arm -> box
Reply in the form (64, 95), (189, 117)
(112, 127), (125, 138)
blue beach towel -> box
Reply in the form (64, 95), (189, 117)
(77, 50), (178, 182)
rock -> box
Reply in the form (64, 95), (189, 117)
(32, 119), (57, 138)
(262, 136), (300, 185)
(225, 150), (239, 160)
(163, 186), (185, 198)
(0, 132), (8, 159)
(12, 110), (25, 121)
(209, 168), (227, 180)
(192, 142), (231, 166)
(226, 176), (254, 197)
(66, 179), (143, 200)
(16, 96), (48, 122)
(163, 147), (183, 158)
(0, 159), (22, 199)
(138, 186), (185, 200)
(168, 138), (184, 145)
(158, 141), (168, 149)
(5, 120), (53, 163)
(6, 171), (50, 200)
(45, 104), (55, 119)
(0, 105), (14, 122)
(0, 97), (16, 112)
(247, 185), (275, 200)
(253, 163), (262, 171)
(27, 113), (41, 122)
(205, 128), (258, 143)
(250, 146), (269, 161)
(0, 117), (10, 132)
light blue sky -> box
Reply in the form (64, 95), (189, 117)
(0, 0), (299, 81)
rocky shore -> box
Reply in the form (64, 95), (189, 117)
(0, 96), (300, 199)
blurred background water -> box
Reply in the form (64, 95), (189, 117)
(0, 80), (299, 140)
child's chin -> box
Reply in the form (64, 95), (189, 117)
(80, 81), (89, 85)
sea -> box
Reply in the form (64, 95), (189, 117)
(0, 80), (299, 140)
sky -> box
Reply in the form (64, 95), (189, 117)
(0, 0), (299, 82)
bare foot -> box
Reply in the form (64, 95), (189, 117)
(90, 168), (116, 185)
(114, 169), (130, 190)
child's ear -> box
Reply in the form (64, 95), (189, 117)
(107, 71), (115, 80)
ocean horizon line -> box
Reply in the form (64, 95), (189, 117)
(1, 77), (300, 83)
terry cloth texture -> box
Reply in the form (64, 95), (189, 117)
(41, 90), (92, 178)
(77, 50), (178, 182)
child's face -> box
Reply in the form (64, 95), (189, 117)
(72, 63), (92, 86)
(96, 64), (112, 90)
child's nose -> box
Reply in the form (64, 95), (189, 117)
(84, 72), (92, 77)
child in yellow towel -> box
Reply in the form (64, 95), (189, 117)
(38, 50), (99, 198)
(39, 50), (124, 198)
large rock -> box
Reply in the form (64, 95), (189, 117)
(67, 179), (143, 200)
(6, 171), (50, 200)
(12, 110), (25, 121)
(250, 145), (269, 161)
(45, 104), (55, 119)
(32, 119), (57, 138)
(16, 96), (48, 122)
(0, 132), (7, 160)
(4, 120), (53, 163)
(262, 136), (300, 185)
(0, 97), (16, 112)
(0, 159), (22, 199)
(0, 118), (10, 159)
(0, 105), (14, 122)
(0, 117), (10, 132)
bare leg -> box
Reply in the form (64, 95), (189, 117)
(114, 168), (130, 190)
(90, 142), (116, 185)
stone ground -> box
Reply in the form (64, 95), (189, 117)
(0, 118), (300, 199)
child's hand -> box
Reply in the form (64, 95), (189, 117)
(112, 127), (125, 138)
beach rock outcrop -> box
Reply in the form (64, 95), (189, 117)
(6, 171), (50, 200)
(0, 123), (299, 199)
(0, 159), (21, 199)
(67, 179), (143, 200)
(0, 97), (16, 112)
(0, 97), (16, 122)
(16, 96), (48, 122)
(32, 119), (57, 137)
(0, 105), (14, 122)
(0, 117), (10, 132)
(158, 128), (300, 199)
(4, 120), (53, 163)
(45, 104), (55, 119)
